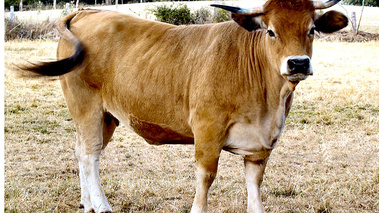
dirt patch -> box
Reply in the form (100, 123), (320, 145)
(317, 30), (379, 42)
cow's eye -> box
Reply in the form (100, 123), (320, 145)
(267, 29), (276, 38)
(309, 26), (316, 36)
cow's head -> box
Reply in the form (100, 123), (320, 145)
(212, 0), (348, 83)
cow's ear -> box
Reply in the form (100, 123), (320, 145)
(232, 14), (266, 31)
(315, 10), (348, 33)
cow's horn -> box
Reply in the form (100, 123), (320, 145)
(211, 4), (264, 15)
(313, 0), (341, 9)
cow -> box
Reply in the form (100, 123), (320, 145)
(15, 0), (347, 212)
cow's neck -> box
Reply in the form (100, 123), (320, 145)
(248, 31), (295, 146)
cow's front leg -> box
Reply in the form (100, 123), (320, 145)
(244, 156), (269, 213)
(190, 122), (224, 213)
(191, 148), (221, 213)
(191, 157), (218, 212)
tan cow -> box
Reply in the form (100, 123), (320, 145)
(16, 0), (347, 212)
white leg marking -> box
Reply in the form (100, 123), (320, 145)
(78, 154), (112, 213)
(190, 166), (214, 213)
(79, 169), (92, 212)
(245, 158), (267, 213)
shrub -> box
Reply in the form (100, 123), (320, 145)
(5, 18), (58, 41)
(152, 4), (232, 25)
(192, 7), (212, 24)
(152, 4), (195, 25)
(212, 8), (231, 23)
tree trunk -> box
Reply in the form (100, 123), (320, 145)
(351, 12), (357, 33)
(19, 0), (23, 11)
(356, 0), (365, 34)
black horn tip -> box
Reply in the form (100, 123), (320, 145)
(210, 4), (243, 14)
(313, 0), (342, 9)
(325, 0), (342, 4)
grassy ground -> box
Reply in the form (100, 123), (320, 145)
(4, 39), (379, 213)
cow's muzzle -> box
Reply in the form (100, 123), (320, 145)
(280, 56), (313, 82)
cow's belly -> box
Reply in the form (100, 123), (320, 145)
(105, 106), (194, 145)
(128, 115), (194, 145)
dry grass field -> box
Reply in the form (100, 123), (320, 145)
(4, 36), (379, 213)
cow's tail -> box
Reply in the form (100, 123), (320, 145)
(14, 11), (84, 79)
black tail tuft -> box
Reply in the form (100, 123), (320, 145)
(15, 42), (84, 79)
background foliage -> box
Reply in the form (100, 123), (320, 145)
(152, 4), (194, 25)
(151, 4), (230, 25)
(5, 17), (58, 40)
(5, 0), (379, 11)
(343, 0), (379, 6)
(4, 4), (231, 40)
(5, 0), (203, 11)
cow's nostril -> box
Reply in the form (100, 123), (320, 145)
(287, 58), (310, 74)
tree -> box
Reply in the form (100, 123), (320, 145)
(5, 0), (20, 10)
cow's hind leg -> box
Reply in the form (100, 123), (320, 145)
(61, 79), (117, 213)
(76, 111), (118, 213)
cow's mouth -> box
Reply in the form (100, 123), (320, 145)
(283, 73), (313, 82)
